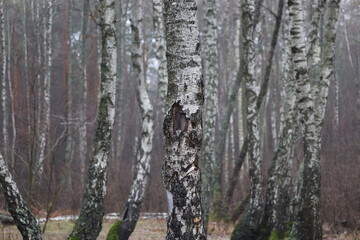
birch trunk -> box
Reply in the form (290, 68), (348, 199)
(153, 0), (168, 113)
(162, 0), (205, 238)
(152, 0), (172, 215)
(201, 0), (219, 232)
(38, 0), (54, 176)
(78, 0), (89, 186)
(231, 1), (264, 239)
(225, 0), (284, 207)
(107, 3), (154, 238)
(65, 0), (74, 189)
(1, 0), (8, 160)
(68, 0), (116, 239)
(0, 154), (43, 240)
(259, 5), (297, 237)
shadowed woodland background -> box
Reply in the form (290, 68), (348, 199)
(0, 0), (359, 233)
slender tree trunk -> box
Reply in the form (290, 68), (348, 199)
(78, 0), (89, 186)
(65, 0), (74, 193)
(231, 1), (264, 239)
(201, 0), (219, 233)
(287, 0), (340, 239)
(0, 154), (43, 240)
(225, 0), (284, 207)
(152, 0), (172, 215)
(107, 3), (154, 238)
(162, 0), (205, 239)
(38, 0), (54, 176)
(68, 0), (117, 239)
(1, 0), (8, 160)
(259, 5), (297, 237)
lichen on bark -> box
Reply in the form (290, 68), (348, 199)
(68, 0), (116, 239)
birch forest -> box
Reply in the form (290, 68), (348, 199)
(0, 0), (359, 239)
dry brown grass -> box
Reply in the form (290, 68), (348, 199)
(0, 219), (358, 240)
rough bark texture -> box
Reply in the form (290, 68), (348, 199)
(107, 2), (154, 239)
(68, 0), (116, 239)
(200, 0), (219, 233)
(287, 0), (320, 238)
(225, 0), (283, 208)
(231, 1), (264, 239)
(0, 154), (43, 240)
(162, 0), (205, 239)
(260, 5), (297, 237)
(290, 2), (340, 239)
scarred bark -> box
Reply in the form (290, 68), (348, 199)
(162, 0), (205, 239)
(68, 0), (116, 239)
(0, 154), (43, 240)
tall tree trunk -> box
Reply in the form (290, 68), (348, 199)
(152, 0), (172, 215)
(107, 3), (154, 238)
(1, 0), (8, 160)
(0, 154), (43, 240)
(162, 0), (205, 239)
(201, 0), (219, 233)
(38, 0), (54, 176)
(231, 1), (264, 239)
(225, 0), (284, 208)
(78, 0), (89, 186)
(68, 0), (117, 239)
(259, 4), (297, 237)
(65, 0), (74, 194)
(212, 0), (263, 218)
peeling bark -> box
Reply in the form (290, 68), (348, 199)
(68, 0), (116, 239)
(0, 154), (43, 240)
(162, 0), (205, 239)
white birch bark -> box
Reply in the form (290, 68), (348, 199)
(78, 0), (89, 186)
(68, 0), (116, 239)
(162, 0), (205, 238)
(0, 154), (43, 239)
(1, 0), (8, 159)
(108, 3), (154, 238)
(231, 1), (264, 239)
(153, 0), (168, 113)
(201, 0), (219, 232)
(260, 6), (298, 237)
(38, 0), (54, 176)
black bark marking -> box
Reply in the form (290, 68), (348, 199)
(172, 102), (189, 133)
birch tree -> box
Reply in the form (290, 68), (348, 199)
(106, 1), (154, 239)
(162, 0), (205, 238)
(231, 0), (264, 239)
(152, 0), (172, 214)
(37, 0), (55, 176)
(0, 154), (43, 240)
(68, 0), (116, 238)
(1, 0), (8, 160)
(290, 0), (341, 239)
(201, 0), (219, 232)
(259, 5), (297, 238)
(78, 0), (89, 185)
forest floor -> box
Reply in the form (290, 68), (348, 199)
(0, 218), (359, 239)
